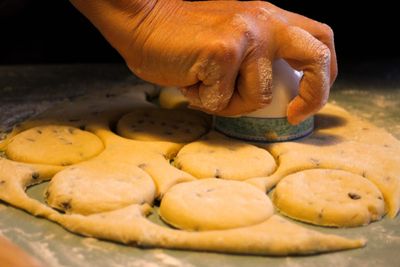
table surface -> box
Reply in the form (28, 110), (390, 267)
(0, 63), (399, 267)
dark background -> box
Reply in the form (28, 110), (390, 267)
(0, 0), (398, 66)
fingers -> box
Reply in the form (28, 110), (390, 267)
(261, 2), (337, 85)
(216, 50), (273, 116)
(275, 25), (331, 125)
(181, 40), (245, 113)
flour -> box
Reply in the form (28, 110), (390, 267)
(152, 250), (194, 267)
(0, 203), (7, 212)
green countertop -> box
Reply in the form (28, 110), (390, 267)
(0, 63), (399, 267)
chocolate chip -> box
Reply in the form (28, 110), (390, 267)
(0, 180), (5, 185)
(79, 125), (86, 130)
(60, 201), (71, 210)
(138, 163), (147, 169)
(36, 130), (42, 134)
(348, 192), (361, 200)
(214, 169), (221, 178)
(309, 158), (320, 166)
(377, 196), (383, 200)
(31, 172), (40, 180)
(318, 209), (324, 219)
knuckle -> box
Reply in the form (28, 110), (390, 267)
(319, 23), (334, 40)
(314, 44), (331, 66)
(210, 40), (239, 63)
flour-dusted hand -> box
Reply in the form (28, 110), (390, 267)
(70, 0), (336, 124)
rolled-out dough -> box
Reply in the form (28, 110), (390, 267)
(159, 178), (273, 231)
(117, 108), (209, 143)
(2, 83), (399, 256)
(174, 134), (276, 180)
(272, 169), (385, 227)
(6, 125), (103, 166)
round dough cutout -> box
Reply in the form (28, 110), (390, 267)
(174, 139), (276, 180)
(117, 108), (209, 143)
(46, 165), (156, 215)
(159, 178), (273, 231)
(6, 125), (103, 166)
(272, 169), (385, 227)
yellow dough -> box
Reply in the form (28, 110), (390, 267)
(272, 169), (385, 227)
(159, 87), (188, 109)
(159, 178), (273, 231)
(174, 134), (276, 180)
(6, 87), (400, 256)
(247, 104), (400, 218)
(0, 157), (366, 255)
(117, 108), (209, 143)
(5, 125), (104, 166)
(46, 159), (156, 215)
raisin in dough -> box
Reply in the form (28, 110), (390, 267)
(272, 169), (385, 227)
(6, 126), (103, 166)
(174, 135), (276, 180)
(117, 108), (209, 143)
(159, 178), (273, 231)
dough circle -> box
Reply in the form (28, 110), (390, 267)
(117, 108), (209, 143)
(6, 125), (103, 166)
(272, 169), (385, 227)
(46, 165), (156, 215)
(174, 139), (276, 180)
(159, 178), (273, 231)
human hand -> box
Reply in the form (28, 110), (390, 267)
(71, 0), (336, 124)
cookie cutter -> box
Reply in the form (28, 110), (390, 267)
(215, 59), (314, 142)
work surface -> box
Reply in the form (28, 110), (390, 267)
(0, 64), (399, 267)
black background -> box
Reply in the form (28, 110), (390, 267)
(0, 0), (398, 66)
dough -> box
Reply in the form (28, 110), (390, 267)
(6, 125), (103, 166)
(159, 178), (273, 231)
(4, 85), (400, 256)
(174, 134), (276, 180)
(55, 205), (365, 256)
(117, 108), (209, 143)
(159, 87), (188, 109)
(46, 159), (156, 215)
(246, 104), (400, 218)
(272, 169), (385, 227)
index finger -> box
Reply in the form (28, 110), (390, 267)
(275, 25), (331, 125)
(253, 2), (338, 85)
